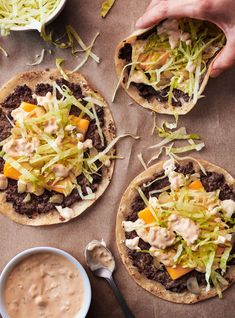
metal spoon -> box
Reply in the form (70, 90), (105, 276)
(85, 240), (135, 318)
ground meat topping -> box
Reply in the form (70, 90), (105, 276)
(4, 170), (103, 217)
(175, 162), (195, 175)
(200, 171), (235, 201)
(56, 78), (83, 99)
(133, 83), (190, 107)
(35, 83), (53, 96)
(128, 247), (206, 292)
(1, 85), (36, 116)
(118, 43), (133, 63)
(200, 171), (225, 192)
(85, 106), (106, 151)
(0, 109), (12, 142)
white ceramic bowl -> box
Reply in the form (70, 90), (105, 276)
(0, 247), (91, 318)
(10, 0), (67, 32)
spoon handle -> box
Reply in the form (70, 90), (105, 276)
(105, 276), (135, 318)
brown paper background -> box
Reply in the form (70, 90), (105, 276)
(0, 0), (235, 317)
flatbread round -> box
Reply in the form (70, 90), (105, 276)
(0, 69), (116, 226)
(116, 159), (235, 303)
(115, 21), (224, 115)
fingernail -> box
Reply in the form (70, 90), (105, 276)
(210, 68), (222, 78)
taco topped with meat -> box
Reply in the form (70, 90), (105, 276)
(115, 18), (225, 115)
(116, 159), (235, 303)
(0, 69), (116, 226)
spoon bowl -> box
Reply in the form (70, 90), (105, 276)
(85, 240), (135, 318)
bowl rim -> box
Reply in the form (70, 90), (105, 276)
(0, 246), (91, 318)
(10, 0), (67, 31)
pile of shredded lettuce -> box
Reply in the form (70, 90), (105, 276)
(136, 178), (235, 297)
(0, 0), (61, 36)
(124, 19), (225, 107)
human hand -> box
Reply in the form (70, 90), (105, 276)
(136, 0), (235, 77)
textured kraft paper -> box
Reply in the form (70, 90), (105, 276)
(0, 0), (235, 317)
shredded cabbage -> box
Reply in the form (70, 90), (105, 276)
(41, 24), (100, 70)
(205, 251), (215, 291)
(27, 49), (46, 66)
(146, 116), (205, 166)
(0, 44), (8, 57)
(149, 126), (201, 149)
(0, 0), (61, 36)
(100, 0), (116, 18)
(88, 134), (140, 165)
(173, 244), (183, 263)
(137, 153), (148, 170)
(56, 58), (69, 80)
(220, 246), (232, 274)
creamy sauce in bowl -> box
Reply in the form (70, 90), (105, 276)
(4, 252), (84, 318)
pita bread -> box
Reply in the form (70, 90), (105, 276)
(116, 159), (235, 303)
(115, 20), (224, 115)
(0, 69), (116, 226)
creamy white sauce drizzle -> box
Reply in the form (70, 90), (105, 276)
(3, 137), (39, 157)
(148, 226), (176, 249)
(169, 213), (200, 245)
(221, 199), (235, 218)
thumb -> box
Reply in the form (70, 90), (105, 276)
(211, 37), (235, 77)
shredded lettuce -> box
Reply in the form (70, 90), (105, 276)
(100, 0), (116, 18)
(27, 49), (46, 66)
(0, 0), (61, 36)
(146, 116), (205, 166)
(220, 246), (232, 274)
(173, 243), (183, 263)
(210, 270), (223, 298)
(91, 104), (105, 147)
(137, 153), (148, 170)
(167, 142), (205, 154)
(56, 58), (69, 80)
(205, 250), (215, 291)
(0, 44), (8, 57)
(88, 134), (140, 165)
(41, 24), (100, 70)
(149, 126), (201, 149)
